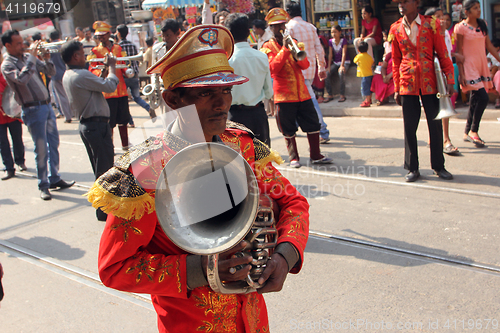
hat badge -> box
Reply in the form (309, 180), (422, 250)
(198, 28), (218, 47)
(274, 8), (281, 15)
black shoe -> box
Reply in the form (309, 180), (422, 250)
(405, 170), (420, 182)
(1, 170), (15, 180)
(18, 163), (27, 171)
(434, 168), (453, 180)
(49, 179), (75, 189)
(40, 188), (52, 200)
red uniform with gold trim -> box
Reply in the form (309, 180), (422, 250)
(88, 124), (309, 333)
(88, 44), (128, 99)
(261, 38), (310, 103)
(389, 15), (454, 96)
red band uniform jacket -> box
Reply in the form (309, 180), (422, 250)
(88, 123), (310, 332)
(261, 38), (311, 103)
(88, 44), (128, 99)
(389, 15), (454, 96)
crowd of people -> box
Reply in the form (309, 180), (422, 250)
(0, 3), (495, 189)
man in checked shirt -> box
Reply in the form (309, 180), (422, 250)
(116, 24), (154, 123)
(1, 29), (75, 201)
(286, 2), (330, 144)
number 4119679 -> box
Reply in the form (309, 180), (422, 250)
(5, 2), (61, 15)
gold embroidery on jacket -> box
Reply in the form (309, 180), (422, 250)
(195, 292), (238, 332)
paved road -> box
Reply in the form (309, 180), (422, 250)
(1, 104), (499, 332)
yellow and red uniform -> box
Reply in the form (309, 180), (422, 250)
(88, 44), (128, 99)
(261, 38), (310, 103)
(389, 15), (454, 95)
(88, 124), (309, 333)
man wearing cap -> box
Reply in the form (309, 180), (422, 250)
(89, 25), (309, 332)
(390, 0), (454, 182)
(88, 21), (131, 150)
(262, 8), (333, 168)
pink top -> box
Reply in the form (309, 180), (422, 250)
(362, 18), (382, 45)
(454, 21), (492, 92)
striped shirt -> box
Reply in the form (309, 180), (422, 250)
(118, 38), (139, 75)
(286, 16), (326, 80)
(1, 53), (56, 106)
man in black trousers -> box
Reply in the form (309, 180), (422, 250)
(62, 40), (118, 221)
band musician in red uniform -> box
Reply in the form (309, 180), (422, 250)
(88, 21), (131, 150)
(88, 25), (310, 332)
(261, 8), (333, 169)
(390, 0), (455, 182)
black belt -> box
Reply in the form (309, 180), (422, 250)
(23, 99), (50, 108)
(80, 116), (109, 123)
(231, 102), (264, 110)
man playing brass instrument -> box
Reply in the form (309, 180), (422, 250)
(261, 8), (333, 168)
(88, 21), (131, 151)
(88, 25), (309, 332)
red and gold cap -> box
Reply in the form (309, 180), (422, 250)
(265, 8), (289, 25)
(147, 25), (248, 90)
(93, 21), (111, 36)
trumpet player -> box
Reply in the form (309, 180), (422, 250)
(261, 8), (332, 168)
(1, 29), (75, 200)
(88, 25), (309, 332)
(88, 21), (131, 151)
(390, 0), (454, 182)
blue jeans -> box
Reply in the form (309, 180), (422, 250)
(304, 79), (329, 140)
(0, 120), (25, 172)
(361, 76), (373, 97)
(124, 77), (150, 112)
(21, 103), (61, 190)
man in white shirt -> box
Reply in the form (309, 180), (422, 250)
(225, 13), (273, 146)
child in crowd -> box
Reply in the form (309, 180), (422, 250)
(353, 41), (373, 107)
(324, 25), (350, 103)
(382, 30), (391, 56)
(353, 5), (382, 60)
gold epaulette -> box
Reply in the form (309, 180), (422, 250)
(86, 167), (155, 221)
(253, 138), (284, 178)
(260, 47), (272, 55)
(430, 15), (438, 34)
(225, 120), (283, 176)
(86, 134), (185, 221)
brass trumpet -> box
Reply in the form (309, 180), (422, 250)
(87, 51), (144, 64)
(281, 31), (306, 61)
(28, 38), (70, 55)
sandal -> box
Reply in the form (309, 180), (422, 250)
(443, 143), (459, 155)
(323, 97), (333, 103)
(464, 135), (485, 148)
(338, 96), (346, 102)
